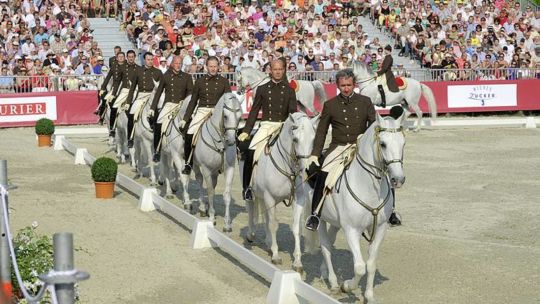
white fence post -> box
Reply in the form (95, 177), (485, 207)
(190, 220), (216, 249)
(138, 188), (157, 212)
(525, 117), (537, 128)
(53, 135), (65, 151)
(267, 270), (304, 304)
(74, 148), (88, 165)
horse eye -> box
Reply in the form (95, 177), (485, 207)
(293, 137), (298, 143)
(292, 126), (298, 130)
(380, 142), (386, 149)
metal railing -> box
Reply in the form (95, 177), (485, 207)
(1, 68), (538, 94)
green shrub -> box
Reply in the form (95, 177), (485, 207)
(91, 157), (118, 182)
(34, 118), (54, 135)
(11, 225), (53, 303)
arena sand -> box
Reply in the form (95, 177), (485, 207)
(1, 125), (539, 303)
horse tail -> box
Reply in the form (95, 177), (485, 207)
(420, 83), (437, 119)
(313, 80), (328, 107)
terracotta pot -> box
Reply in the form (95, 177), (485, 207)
(37, 135), (52, 147)
(94, 182), (115, 199)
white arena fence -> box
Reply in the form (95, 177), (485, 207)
(53, 133), (340, 304)
(1, 68), (538, 94)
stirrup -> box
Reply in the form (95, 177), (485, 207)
(243, 187), (253, 201)
(153, 153), (160, 163)
(305, 214), (320, 231)
(181, 164), (192, 175)
(128, 139), (134, 148)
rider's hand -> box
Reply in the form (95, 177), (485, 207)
(307, 155), (320, 167)
(179, 120), (186, 129)
(122, 104), (130, 111)
(238, 132), (249, 142)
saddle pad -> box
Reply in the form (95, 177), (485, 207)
(158, 102), (182, 140)
(323, 143), (357, 190)
(250, 122), (283, 164)
(289, 79), (300, 93)
(113, 88), (130, 108)
(131, 92), (152, 121)
(191, 108), (214, 145)
(395, 77), (407, 90)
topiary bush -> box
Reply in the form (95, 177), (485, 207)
(34, 118), (55, 135)
(91, 157), (118, 182)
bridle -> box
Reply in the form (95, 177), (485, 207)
(343, 124), (405, 243)
(268, 118), (311, 206)
(200, 96), (242, 156)
(237, 72), (270, 94)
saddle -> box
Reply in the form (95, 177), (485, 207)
(377, 76), (407, 91)
(324, 144), (357, 191)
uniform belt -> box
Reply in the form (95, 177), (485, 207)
(139, 90), (153, 93)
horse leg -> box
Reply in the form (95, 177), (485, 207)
(409, 103), (423, 132)
(222, 159), (235, 233)
(174, 151), (192, 209)
(341, 228), (366, 293)
(162, 154), (175, 199)
(200, 167), (215, 223)
(245, 198), (257, 242)
(147, 137), (158, 186)
(292, 184), (305, 273)
(319, 221), (339, 292)
(264, 192), (281, 265)
(365, 223), (389, 304)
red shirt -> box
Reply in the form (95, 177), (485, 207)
(193, 25), (207, 36)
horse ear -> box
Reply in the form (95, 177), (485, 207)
(376, 112), (385, 126)
(310, 113), (321, 129)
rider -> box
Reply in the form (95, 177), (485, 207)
(237, 59), (297, 200)
(179, 56), (232, 175)
(114, 50), (139, 143)
(377, 45), (399, 108)
(125, 51), (163, 148)
(99, 51), (126, 139)
(305, 68), (376, 231)
(149, 55), (193, 162)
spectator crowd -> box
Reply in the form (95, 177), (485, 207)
(1, 0), (539, 94)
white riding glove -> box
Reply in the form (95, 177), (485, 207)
(307, 155), (320, 167)
(238, 132), (249, 142)
(179, 120), (187, 129)
(148, 109), (154, 118)
(122, 104), (130, 111)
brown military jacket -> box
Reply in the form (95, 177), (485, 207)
(377, 55), (399, 92)
(126, 65), (162, 105)
(150, 69), (193, 112)
(119, 62), (140, 90)
(311, 93), (376, 157)
(242, 79), (297, 135)
(183, 74), (232, 121)
(100, 61), (125, 95)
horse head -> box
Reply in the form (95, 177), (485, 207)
(375, 108), (406, 188)
(351, 60), (374, 84)
(288, 112), (316, 170)
(221, 92), (243, 146)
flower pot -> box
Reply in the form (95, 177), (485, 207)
(94, 182), (115, 199)
(37, 135), (52, 147)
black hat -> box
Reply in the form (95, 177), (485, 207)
(384, 45), (392, 51)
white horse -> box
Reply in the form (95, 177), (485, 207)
(351, 61), (437, 130)
(236, 67), (328, 115)
(244, 112), (318, 270)
(131, 93), (158, 185)
(318, 113), (406, 303)
(188, 93), (243, 232)
(159, 96), (192, 207)
(108, 109), (131, 164)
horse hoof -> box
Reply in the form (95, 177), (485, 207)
(223, 227), (232, 233)
(165, 194), (174, 200)
(199, 210), (208, 218)
(340, 281), (353, 293)
(271, 257), (282, 265)
(150, 182), (158, 187)
(171, 188), (178, 193)
(245, 233), (255, 243)
(293, 266), (303, 274)
(133, 174), (141, 180)
(158, 180), (164, 186)
(330, 286), (341, 295)
(131, 168), (138, 173)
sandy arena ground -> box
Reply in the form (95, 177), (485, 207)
(1, 125), (540, 304)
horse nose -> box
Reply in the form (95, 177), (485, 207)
(391, 176), (406, 188)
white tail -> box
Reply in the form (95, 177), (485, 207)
(420, 83), (438, 119)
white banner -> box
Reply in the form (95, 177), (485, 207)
(0, 96), (57, 123)
(448, 84), (517, 108)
